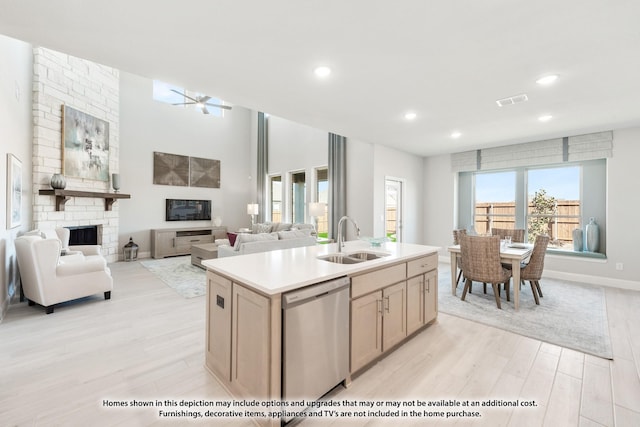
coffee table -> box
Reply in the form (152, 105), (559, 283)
(191, 243), (218, 269)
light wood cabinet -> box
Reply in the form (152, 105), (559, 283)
(382, 281), (407, 350)
(231, 284), (271, 399)
(350, 252), (438, 373)
(406, 268), (438, 334)
(423, 269), (437, 324)
(206, 272), (232, 382)
(351, 291), (383, 372)
(151, 226), (227, 258)
(406, 275), (424, 335)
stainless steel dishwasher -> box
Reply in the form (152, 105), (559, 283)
(282, 276), (350, 405)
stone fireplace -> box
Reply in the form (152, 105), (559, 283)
(31, 47), (120, 262)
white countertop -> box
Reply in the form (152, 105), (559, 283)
(202, 240), (440, 295)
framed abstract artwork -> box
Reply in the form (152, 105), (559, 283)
(6, 153), (22, 229)
(62, 105), (110, 181)
(190, 156), (221, 188)
(153, 152), (189, 186)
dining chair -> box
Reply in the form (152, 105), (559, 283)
(459, 234), (512, 309)
(518, 234), (550, 305)
(492, 228), (525, 243)
(452, 229), (467, 286)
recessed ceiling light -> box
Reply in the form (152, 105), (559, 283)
(538, 114), (553, 122)
(404, 112), (417, 120)
(313, 66), (331, 78)
(536, 75), (559, 85)
(451, 131), (462, 139)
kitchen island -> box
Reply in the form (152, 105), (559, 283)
(202, 240), (439, 426)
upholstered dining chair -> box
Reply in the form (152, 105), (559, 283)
(459, 234), (512, 309)
(518, 234), (550, 305)
(491, 228), (525, 243)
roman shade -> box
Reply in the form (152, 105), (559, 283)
(451, 131), (612, 172)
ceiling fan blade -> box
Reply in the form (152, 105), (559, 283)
(198, 96), (211, 103)
(201, 106), (210, 115)
(170, 89), (199, 103)
(204, 103), (233, 110)
(171, 102), (196, 106)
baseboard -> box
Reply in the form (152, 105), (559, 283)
(543, 269), (640, 291)
(437, 254), (640, 291)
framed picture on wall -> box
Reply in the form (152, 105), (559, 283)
(6, 153), (22, 229)
(62, 105), (110, 181)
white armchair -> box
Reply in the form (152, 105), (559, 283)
(15, 235), (113, 314)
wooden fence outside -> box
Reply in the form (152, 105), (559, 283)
(474, 201), (580, 246)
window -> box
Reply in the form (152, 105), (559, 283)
(461, 160), (606, 255)
(153, 80), (225, 117)
(474, 171), (516, 235)
(527, 166), (580, 248)
(290, 171), (306, 223)
(315, 168), (328, 237)
(269, 175), (282, 222)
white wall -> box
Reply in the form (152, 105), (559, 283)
(346, 139), (375, 238)
(267, 115), (328, 224)
(118, 72), (253, 257)
(371, 144), (424, 244)
(423, 127), (640, 288)
(0, 35), (33, 319)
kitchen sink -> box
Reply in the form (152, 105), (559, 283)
(347, 251), (390, 261)
(317, 254), (364, 264)
(317, 251), (390, 264)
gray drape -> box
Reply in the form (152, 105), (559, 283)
(328, 133), (346, 240)
(256, 112), (268, 223)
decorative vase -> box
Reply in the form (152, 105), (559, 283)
(50, 173), (66, 189)
(585, 217), (599, 252)
(111, 173), (121, 192)
(572, 228), (583, 252)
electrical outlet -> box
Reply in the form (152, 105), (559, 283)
(616, 262), (623, 271)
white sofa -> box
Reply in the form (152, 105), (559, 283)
(218, 229), (317, 257)
(15, 231), (113, 314)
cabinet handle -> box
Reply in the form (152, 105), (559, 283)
(191, 239), (199, 242)
(172, 238), (175, 247)
(384, 296), (390, 313)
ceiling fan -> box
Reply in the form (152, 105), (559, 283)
(170, 89), (232, 114)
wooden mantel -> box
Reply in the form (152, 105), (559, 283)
(38, 189), (131, 211)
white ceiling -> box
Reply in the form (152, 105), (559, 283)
(1, 0), (639, 157)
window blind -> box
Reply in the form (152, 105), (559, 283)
(451, 130), (612, 172)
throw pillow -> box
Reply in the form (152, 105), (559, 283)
(254, 223), (273, 234)
(278, 230), (312, 240)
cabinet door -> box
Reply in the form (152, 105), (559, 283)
(206, 272), (232, 382)
(382, 281), (407, 350)
(406, 276), (423, 335)
(423, 270), (438, 324)
(231, 284), (270, 399)
(351, 291), (383, 373)
(154, 231), (177, 258)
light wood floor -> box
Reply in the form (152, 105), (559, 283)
(1, 261), (639, 426)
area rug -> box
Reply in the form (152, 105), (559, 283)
(438, 266), (613, 359)
(140, 256), (206, 298)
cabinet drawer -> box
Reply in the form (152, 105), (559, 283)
(407, 254), (437, 278)
(176, 235), (214, 252)
(351, 263), (406, 298)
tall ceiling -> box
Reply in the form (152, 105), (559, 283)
(1, 0), (639, 157)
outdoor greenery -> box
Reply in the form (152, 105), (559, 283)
(528, 189), (557, 243)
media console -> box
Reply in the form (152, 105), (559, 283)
(150, 226), (228, 259)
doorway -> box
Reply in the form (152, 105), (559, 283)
(385, 178), (404, 242)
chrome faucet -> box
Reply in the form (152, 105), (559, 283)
(337, 216), (360, 252)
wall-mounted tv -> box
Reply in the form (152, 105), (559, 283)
(166, 199), (212, 221)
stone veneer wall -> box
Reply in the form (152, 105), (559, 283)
(32, 47), (121, 262)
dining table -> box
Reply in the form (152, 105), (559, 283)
(447, 243), (533, 310)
